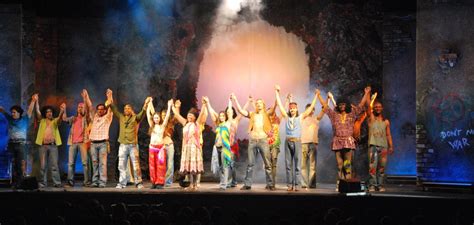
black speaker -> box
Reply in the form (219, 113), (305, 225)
(338, 178), (362, 193)
(177, 175), (190, 188)
(18, 176), (38, 190)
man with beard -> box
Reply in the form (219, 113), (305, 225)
(232, 94), (275, 190)
(63, 90), (92, 187)
(85, 89), (113, 188)
(34, 96), (66, 188)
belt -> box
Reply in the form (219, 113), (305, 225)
(91, 139), (108, 143)
(43, 142), (56, 145)
(9, 138), (26, 143)
(150, 144), (164, 149)
(286, 137), (300, 142)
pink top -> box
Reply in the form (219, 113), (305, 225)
(72, 116), (84, 143)
(324, 106), (363, 150)
(183, 122), (202, 147)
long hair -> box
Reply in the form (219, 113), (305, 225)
(335, 97), (351, 113)
(217, 110), (228, 124)
(225, 106), (237, 119)
(287, 102), (299, 117)
(148, 112), (163, 135)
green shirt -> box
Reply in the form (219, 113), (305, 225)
(111, 104), (145, 144)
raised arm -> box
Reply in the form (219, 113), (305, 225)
(146, 98), (155, 127)
(274, 85), (288, 118)
(0, 107), (7, 118)
(161, 99), (173, 128)
(327, 92), (337, 108)
(367, 92), (377, 121)
(106, 89), (123, 118)
(266, 99), (277, 115)
(34, 94), (42, 120)
(197, 97), (208, 125)
(27, 94), (37, 119)
(171, 100), (186, 126)
(318, 91), (328, 109)
(231, 93), (250, 118)
(358, 86), (371, 109)
(57, 103), (66, 126)
(234, 97), (250, 123)
(316, 108), (324, 120)
(61, 104), (70, 122)
(136, 97), (151, 122)
(203, 96), (219, 126)
(301, 89), (320, 118)
(82, 89), (93, 122)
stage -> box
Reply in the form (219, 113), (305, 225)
(1, 182), (473, 225)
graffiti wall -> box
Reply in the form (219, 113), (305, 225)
(416, 1), (474, 183)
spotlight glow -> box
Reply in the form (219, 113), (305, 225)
(198, 20), (310, 138)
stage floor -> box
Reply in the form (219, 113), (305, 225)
(1, 182), (473, 199)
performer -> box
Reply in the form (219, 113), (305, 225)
(146, 98), (173, 189)
(232, 94), (274, 190)
(300, 103), (324, 189)
(84, 89), (113, 188)
(319, 87), (370, 191)
(34, 97), (66, 188)
(172, 98), (208, 190)
(63, 90), (92, 187)
(204, 96), (249, 190)
(367, 93), (393, 192)
(108, 89), (150, 189)
(0, 94), (36, 188)
(275, 85), (320, 191)
(162, 108), (177, 187)
(266, 100), (281, 189)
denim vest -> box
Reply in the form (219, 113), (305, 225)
(285, 116), (301, 138)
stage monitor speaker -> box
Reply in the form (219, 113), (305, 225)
(18, 176), (38, 190)
(338, 178), (362, 193)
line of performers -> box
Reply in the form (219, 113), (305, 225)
(0, 85), (393, 192)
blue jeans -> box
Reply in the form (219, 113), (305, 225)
(67, 143), (90, 184)
(90, 142), (108, 185)
(228, 153), (237, 187)
(285, 140), (302, 187)
(118, 144), (142, 186)
(165, 144), (174, 185)
(39, 145), (61, 186)
(8, 142), (26, 186)
(217, 147), (232, 189)
(244, 138), (273, 187)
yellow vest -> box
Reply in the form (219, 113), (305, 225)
(35, 118), (62, 146)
